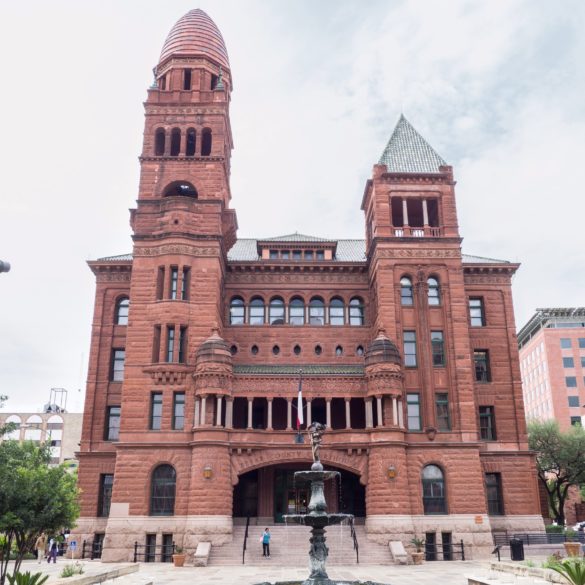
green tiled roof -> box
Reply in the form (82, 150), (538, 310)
(260, 233), (335, 243)
(234, 365), (364, 376)
(379, 115), (447, 174)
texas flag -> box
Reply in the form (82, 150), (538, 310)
(296, 373), (304, 429)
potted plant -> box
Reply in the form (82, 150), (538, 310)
(172, 546), (186, 567)
(410, 537), (425, 565)
(564, 531), (581, 558)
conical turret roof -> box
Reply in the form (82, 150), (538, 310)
(379, 115), (447, 174)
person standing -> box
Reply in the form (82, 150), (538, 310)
(262, 528), (271, 558)
(35, 534), (46, 564)
(47, 538), (58, 564)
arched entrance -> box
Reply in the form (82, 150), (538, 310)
(233, 463), (365, 523)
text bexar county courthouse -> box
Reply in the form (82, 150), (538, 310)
(75, 8), (544, 562)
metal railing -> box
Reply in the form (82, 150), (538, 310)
(81, 539), (102, 560)
(493, 532), (585, 546)
(242, 516), (250, 564)
(424, 540), (465, 561)
(133, 541), (175, 563)
(348, 517), (359, 564)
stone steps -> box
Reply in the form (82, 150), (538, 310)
(208, 525), (392, 566)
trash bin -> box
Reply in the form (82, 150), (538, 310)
(509, 538), (524, 561)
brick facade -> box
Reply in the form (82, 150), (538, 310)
(74, 8), (543, 561)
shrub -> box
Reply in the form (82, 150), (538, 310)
(6, 572), (49, 585)
(548, 558), (585, 585)
(546, 524), (565, 534)
(59, 563), (84, 579)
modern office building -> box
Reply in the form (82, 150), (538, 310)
(75, 8), (543, 562)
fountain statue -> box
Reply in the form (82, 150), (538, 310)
(256, 423), (387, 585)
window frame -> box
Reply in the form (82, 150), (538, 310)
(309, 297), (325, 326)
(563, 357), (575, 368)
(403, 331), (417, 367)
(431, 331), (445, 367)
(172, 392), (185, 430)
(269, 297), (285, 325)
(469, 298), (486, 327)
(150, 464), (176, 516)
(400, 277), (413, 306)
(249, 297), (265, 325)
(150, 392), (163, 431)
(407, 393), (422, 431)
(485, 472), (504, 515)
(479, 405), (496, 440)
(435, 393), (450, 431)
(349, 297), (365, 326)
(97, 474), (114, 518)
(421, 464), (447, 515)
(105, 406), (121, 441)
(474, 349), (491, 382)
(115, 297), (129, 325)
(110, 349), (125, 382)
(428, 277), (440, 306)
(166, 326), (175, 362)
(289, 297), (304, 325)
(329, 297), (345, 326)
(229, 297), (245, 325)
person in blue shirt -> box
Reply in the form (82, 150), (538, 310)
(262, 528), (271, 558)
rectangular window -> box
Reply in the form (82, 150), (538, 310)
(403, 331), (417, 367)
(435, 393), (450, 431)
(162, 534), (174, 563)
(563, 357), (575, 368)
(169, 267), (179, 300)
(111, 349), (125, 382)
(150, 392), (163, 430)
(571, 416), (582, 427)
(479, 406), (496, 440)
(152, 325), (161, 363)
(281, 250), (290, 259)
(181, 267), (190, 301)
(316, 250), (324, 260)
(579, 338), (585, 349)
(407, 393), (422, 431)
(178, 326), (187, 364)
(269, 250), (278, 259)
(485, 473), (504, 515)
(183, 68), (191, 90)
(568, 396), (580, 407)
(97, 474), (114, 517)
(581, 357), (585, 368)
(469, 298), (486, 326)
(474, 350), (491, 382)
(292, 250), (302, 260)
(172, 392), (185, 430)
(105, 406), (121, 441)
(156, 267), (165, 300)
(166, 326), (175, 362)
(566, 376), (577, 388)
(305, 250), (314, 260)
(560, 338), (572, 349)
(431, 331), (445, 366)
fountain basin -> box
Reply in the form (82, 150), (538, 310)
(284, 513), (353, 528)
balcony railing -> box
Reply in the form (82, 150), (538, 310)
(394, 226), (441, 237)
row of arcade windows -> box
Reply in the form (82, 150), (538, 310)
(158, 69), (219, 92)
(97, 465), (504, 517)
(154, 127), (212, 157)
(268, 249), (327, 261)
(229, 296), (365, 326)
(156, 267), (191, 301)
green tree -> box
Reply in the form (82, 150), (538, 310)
(528, 420), (585, 525)
(0, 441), (80, 585)
(0, 395), (16, 437)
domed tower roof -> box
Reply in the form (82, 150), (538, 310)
(365, 329), (401, 367)
(159, 8), (230, 70)
(196, 328), (233, 366)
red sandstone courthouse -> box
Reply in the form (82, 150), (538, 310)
(76, 9), (544, 562)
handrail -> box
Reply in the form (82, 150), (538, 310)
(349, 517), (359, 564)
(242, 516), (250, 564)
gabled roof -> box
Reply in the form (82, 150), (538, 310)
(259, 232), (334, 243)
(379, 115), (447, 174)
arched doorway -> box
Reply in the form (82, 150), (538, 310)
(233, 463), (365, 523)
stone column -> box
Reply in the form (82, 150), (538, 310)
(398, 398), (404, 428)
(216, 395), (223, 427)
(307, 399), (312, 427)
(194, 398), (200, 428)
(247, 398), (253, 429)
(326, 399), (332, 428)
(267, 398), (273, 430)
(365, 398), (373, 429)
(345, 398), (351, 429)
(422, 199), (429, 226)
(287, 398), (292, 430)
(392, 396), (398, 426)
(402, 198), (409, 226)
(225, 398), (233, 429)
(200, 395), (207, 426)
(376, 396), (383, 427)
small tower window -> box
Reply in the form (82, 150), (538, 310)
(428, 277), (440, 306)
(201, 128), (212, 156)
(170, 128), (181, 156)
(183, 69), (192, 90)
(400, 277), (413, 306)
(162, 181), (197, 198)
(154, 128), (165, 156)
(186, 128), (196, 156)
(160, 75), (167, 91)
(211, 74), (218, 90)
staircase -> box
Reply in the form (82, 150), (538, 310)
(208, 524), (392, 566)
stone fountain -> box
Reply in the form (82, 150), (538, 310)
(256, 423), (387, 585)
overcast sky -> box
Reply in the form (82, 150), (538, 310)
(0, 0), (583, 413)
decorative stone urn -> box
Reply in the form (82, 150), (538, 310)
(563, 541), (581, 557)
(172, 549), (186, 567)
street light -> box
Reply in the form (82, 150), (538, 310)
(0, 260), (10, 273)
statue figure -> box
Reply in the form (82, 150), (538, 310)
(308, 422), (326, 463)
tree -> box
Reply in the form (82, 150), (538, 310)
(0, 441), (80, 585)
(528, 420), (585, 525)
(0, 395), (16, 437)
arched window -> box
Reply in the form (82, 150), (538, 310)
(428, 277), (440, 306)
(116, 297), (129, 326)
(289, 297), (304, 325)
(309, 297), (325, 325)
(201, 128), (212, 156)
(24, 415), (43, 442)
(150, 464), (176, 516)
(162, 181), (198, 198)
(329, 297), (345, 326)
(422, 464), (446, 514)
(154, 128), (165, 156)
(229, 297), (245, 325)
(400, 277), (413, 306)
(249, 297), (265, 325)
(170, 128), (181, 156)
(186, 128), (196, 156)
(269, 297), (285, 325)
(349, 297), (365, 326)
(5, 415), (21, 440)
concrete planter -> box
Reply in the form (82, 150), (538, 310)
(563, 542), (581, 557)
(172, 553), (187, 567)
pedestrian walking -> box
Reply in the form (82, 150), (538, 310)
(47, 538), (58, 564)
(35, 534), (46, 564)
(261, 527), (271, 558)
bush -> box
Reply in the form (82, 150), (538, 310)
(548, 558), (585, 585)
(542, 552), (564, 568)
(59, 563), (84, 579)
(546, 524), (565, 534)
(6, 572), (49, 585)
